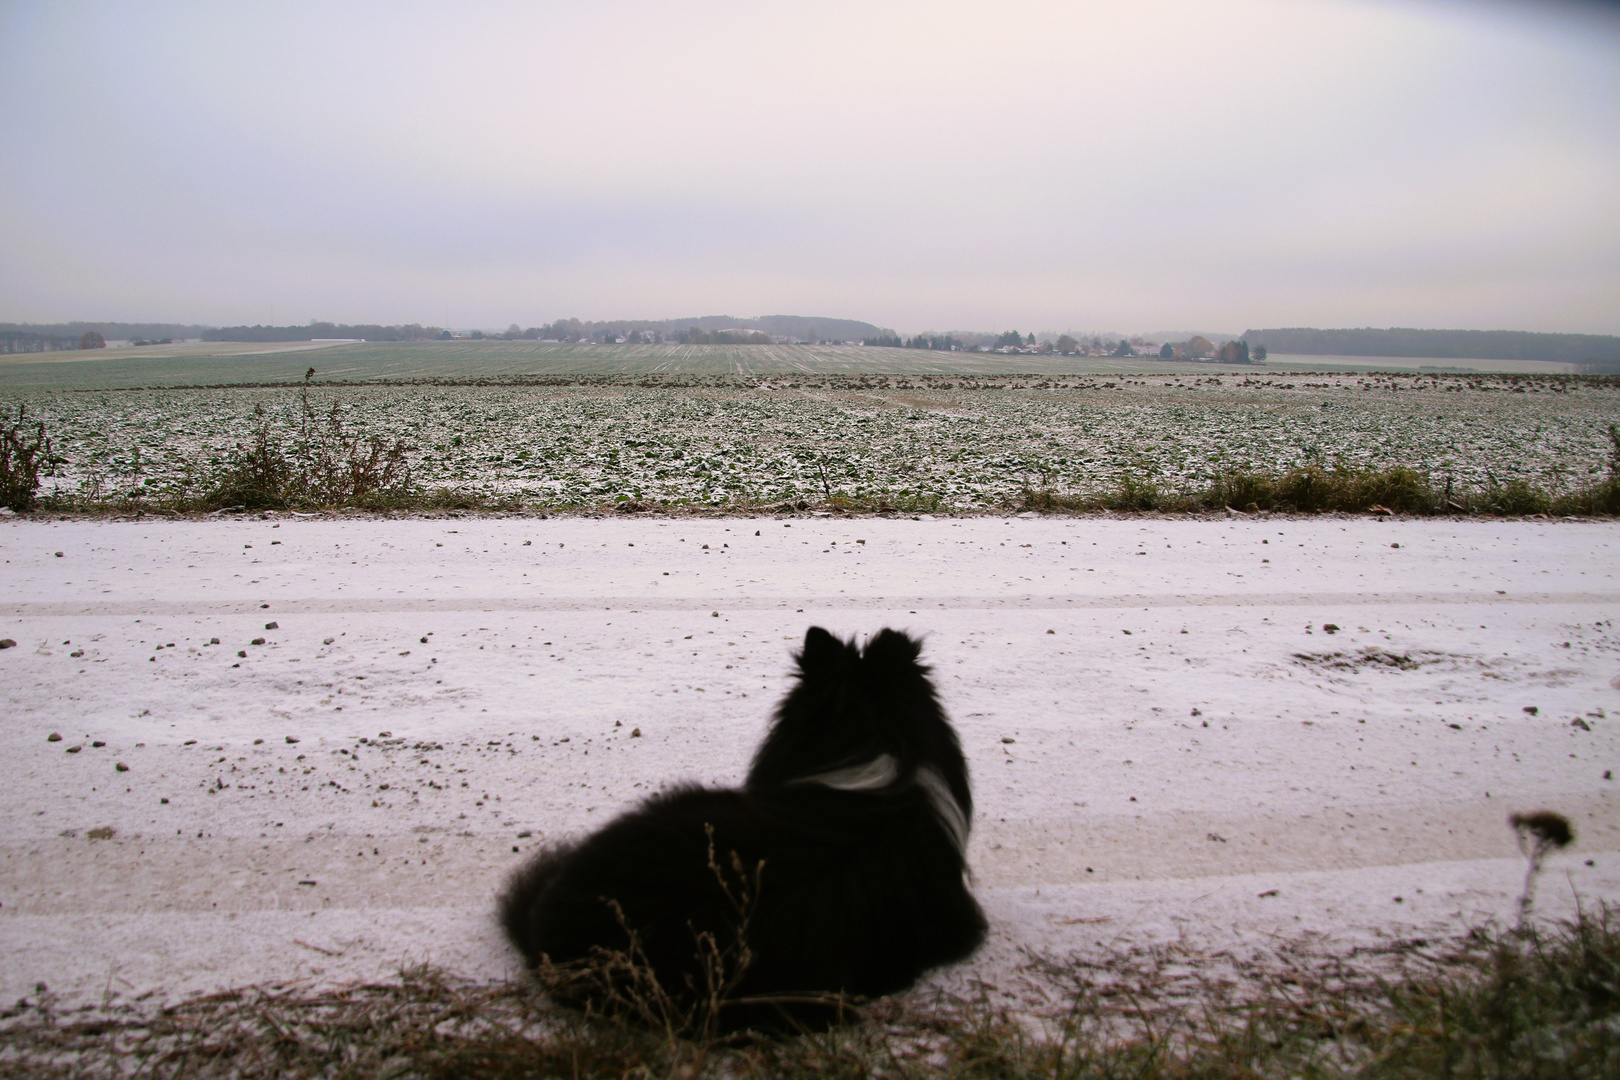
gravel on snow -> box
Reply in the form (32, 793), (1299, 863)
(1, 514), (1616, 1010)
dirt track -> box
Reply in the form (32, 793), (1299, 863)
(2, 514), (1616, 1007)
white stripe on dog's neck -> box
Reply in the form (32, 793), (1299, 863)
(799, 754), (900, 792)
(798, 753), (969, 854)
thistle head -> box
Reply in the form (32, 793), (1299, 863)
(1510, 810), (1574, 853)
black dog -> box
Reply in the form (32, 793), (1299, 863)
(498, 626), (987, 1030)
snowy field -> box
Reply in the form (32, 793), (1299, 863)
(2, 513), (1617, 1012)
(13, 371), (1618, 509)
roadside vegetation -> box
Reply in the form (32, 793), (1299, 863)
(2, 904), (1614, 1079)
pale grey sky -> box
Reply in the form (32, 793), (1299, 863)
(2, 0), (1616, 334)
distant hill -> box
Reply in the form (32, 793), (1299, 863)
(1141, 330), (1242, 344)
(202, 322), (439, 342)
(662, 315), (892, 341)
(1243, 327), (1620, 363)
(523, 315), (895, 344)
(747, 315), (893, 341)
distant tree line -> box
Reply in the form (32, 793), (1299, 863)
(1243, 327), (1620, 363)
(202, 323), (442, 342)
(862, 334), (962, 350)
(0, 329), (140, 352)
(0, 322), (205, 353)
(674, 328), (773, 344)
(532, 320), (586, 341)
(1, 321), (205, 340)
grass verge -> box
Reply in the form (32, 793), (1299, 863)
(2, 907), (1614, 1079)
(1021, 430), (1620, 518)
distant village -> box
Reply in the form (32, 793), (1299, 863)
(852, 331), (1260, 363)
(467, 323), (1262, 362)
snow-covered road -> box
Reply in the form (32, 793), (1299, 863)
(2, 513), (1617, 1008)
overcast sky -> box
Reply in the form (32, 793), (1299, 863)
(2, 0), (1616, 335)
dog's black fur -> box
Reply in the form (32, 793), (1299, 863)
(498, 626), (987, 1030)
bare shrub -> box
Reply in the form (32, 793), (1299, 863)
(206, 376), (413, 510)
(0, 404), (55, 512)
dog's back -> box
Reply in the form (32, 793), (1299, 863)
(498, 627), (986, 1030)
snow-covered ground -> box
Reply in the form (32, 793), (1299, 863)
(2, 513), (1616, 1010)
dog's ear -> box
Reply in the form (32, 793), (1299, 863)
(797, 626), (849, 674)
(862, 628), (923, 671)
